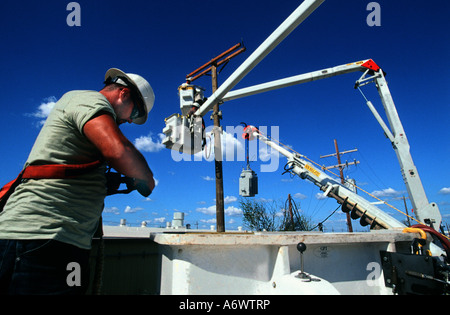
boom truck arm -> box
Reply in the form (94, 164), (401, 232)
(243, 124), (405, 230)
(163, 59), (442, 231)
(229, 59), (442, 231)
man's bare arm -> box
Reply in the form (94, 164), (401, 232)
(83, 113), (155, 194)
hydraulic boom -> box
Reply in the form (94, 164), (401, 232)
(243, 125), (406, 230)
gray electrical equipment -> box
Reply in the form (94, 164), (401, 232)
(239, 124), (258, 197)
(239, 168), (258, 197)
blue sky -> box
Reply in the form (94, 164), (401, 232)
(0, 0), (449, 231)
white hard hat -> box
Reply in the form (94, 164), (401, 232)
(104, 68), (155, 125)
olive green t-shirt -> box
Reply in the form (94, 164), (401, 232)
(0, 90), (116, 249)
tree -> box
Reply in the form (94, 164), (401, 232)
(280, 195), (313, 231)
(240, 198), (278, 231)
(240, 197), (312, 232)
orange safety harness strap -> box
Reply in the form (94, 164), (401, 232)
(0, 160), (102, 211)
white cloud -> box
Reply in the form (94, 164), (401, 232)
(124, 206), (144, 213)
(35, 97), (57, 118)
(315, 193), (327, 200)
(201, 175), (214, 181)
(28, 96), (57, 126)
(224, 195), (237, 204)
(134, 133), (165, 152)
(438, 187), (450, 195)
(293, 193), (307, 200)
(371, 187), (402, 198)
(225, 206), (242, 216)
(196, 204), (242, 217)
(103, 206), (120, 215)
(215, 196), (238, 204)
(154, 217), (166, 223)
(196, 205), (216, 215)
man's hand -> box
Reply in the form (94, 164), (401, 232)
(133, 178), (152, 197)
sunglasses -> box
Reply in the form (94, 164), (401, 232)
(105, 76), (145, 121)
(130, 98), (144, 120)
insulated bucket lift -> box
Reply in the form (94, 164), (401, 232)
(162, 84), (206, 154)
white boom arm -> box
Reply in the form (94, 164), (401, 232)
(361, 70), (442, 229)
(249, 127), (447, 258)
(247, 127), (406, 230)
(222, 59), (441, 229)
(194, 0), (325, 118)
(221, 60), (374, 102)
(162, 0), (325, 153)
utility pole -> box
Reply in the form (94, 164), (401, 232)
(211, 64), (225, 232)
(320, 139), (360, 232)
(185, 43), (246, 233)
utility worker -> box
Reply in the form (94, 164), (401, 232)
(0, 68), (156, 294)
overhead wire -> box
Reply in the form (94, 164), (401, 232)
(308, 204), (341, 232)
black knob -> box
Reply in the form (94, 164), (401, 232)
(297, 242), (306, 253)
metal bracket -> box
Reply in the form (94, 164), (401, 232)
(380, 250), (448, 295)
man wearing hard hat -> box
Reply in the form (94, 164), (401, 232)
(0, 68), (156, 294)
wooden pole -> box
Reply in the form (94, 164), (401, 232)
(212, 65), (225, 232)
(334, 139), (353, 232)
